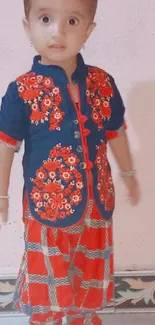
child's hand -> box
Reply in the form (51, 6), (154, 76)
(123, 175), (140, 206)
(0, 199), (8, 226)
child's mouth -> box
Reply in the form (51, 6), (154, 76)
(48, 44), (66, 51)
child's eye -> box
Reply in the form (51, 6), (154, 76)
(68, 17), (79, 26)
(41, 16), (50, 24)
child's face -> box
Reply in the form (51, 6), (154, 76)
(24, 0), (96, 64)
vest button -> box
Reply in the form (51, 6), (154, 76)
(74, 131), (80, 139)
(77, 145), (83, 153)
(80, 162), (86, 170)
(73, 119), (79, 125)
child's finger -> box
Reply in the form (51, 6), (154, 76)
(130, 188), (140, 206)
(0, 212), (8, 225)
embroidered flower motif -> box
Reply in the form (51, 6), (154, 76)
(16, 72), (64, 130)
(95, 141), (115, 211)
(30, 144), (84, 222)
(86, 67), (113, 130)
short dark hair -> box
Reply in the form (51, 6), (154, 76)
(90, 0), (98, 19)
(23, 0), (31, 18)
(24, 0), (98, 19)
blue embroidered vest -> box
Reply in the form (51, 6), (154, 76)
(0, 54), (125, 228)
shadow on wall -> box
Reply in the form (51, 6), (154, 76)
(115, 79), (155, 203)
(126, 80), (155, 195)
(127, 80), (155, 154)
(112, 80), (155, 272)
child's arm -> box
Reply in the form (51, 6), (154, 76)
(108, 127), (140, 205)
(0, 143), (14, 225)
(0, 81), (26, 226)
(105, 76), (140, 205)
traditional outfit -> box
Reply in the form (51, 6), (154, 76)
(0, 54), (126, 324)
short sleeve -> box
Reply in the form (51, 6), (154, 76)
(0, 81), (26, 150)
(106, 76), (126, 141)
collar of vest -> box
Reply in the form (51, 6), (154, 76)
(31, 53), (87, 84)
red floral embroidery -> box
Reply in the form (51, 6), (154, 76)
(30, 144), (84, 222)
(16, 73), (64, 130)
(95, 141), (115, 211)
(86, 67), (113, 130)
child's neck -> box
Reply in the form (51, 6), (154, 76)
(40, 55), (77, 84)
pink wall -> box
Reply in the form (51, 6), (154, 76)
(0, 0), (155, 275)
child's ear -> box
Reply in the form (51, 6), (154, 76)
(85, 22), (96, 41)
(22, 17), (31, 41)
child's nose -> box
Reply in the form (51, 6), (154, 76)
(50, 21), (65, 38)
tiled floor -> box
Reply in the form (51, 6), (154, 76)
(0, 314), (155, 325)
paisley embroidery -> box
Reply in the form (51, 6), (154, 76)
(16, 72), (64, 130)
(86, 67), (113, 130)
(30, 144), (84, 222)
(95, 141), (115, 211)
